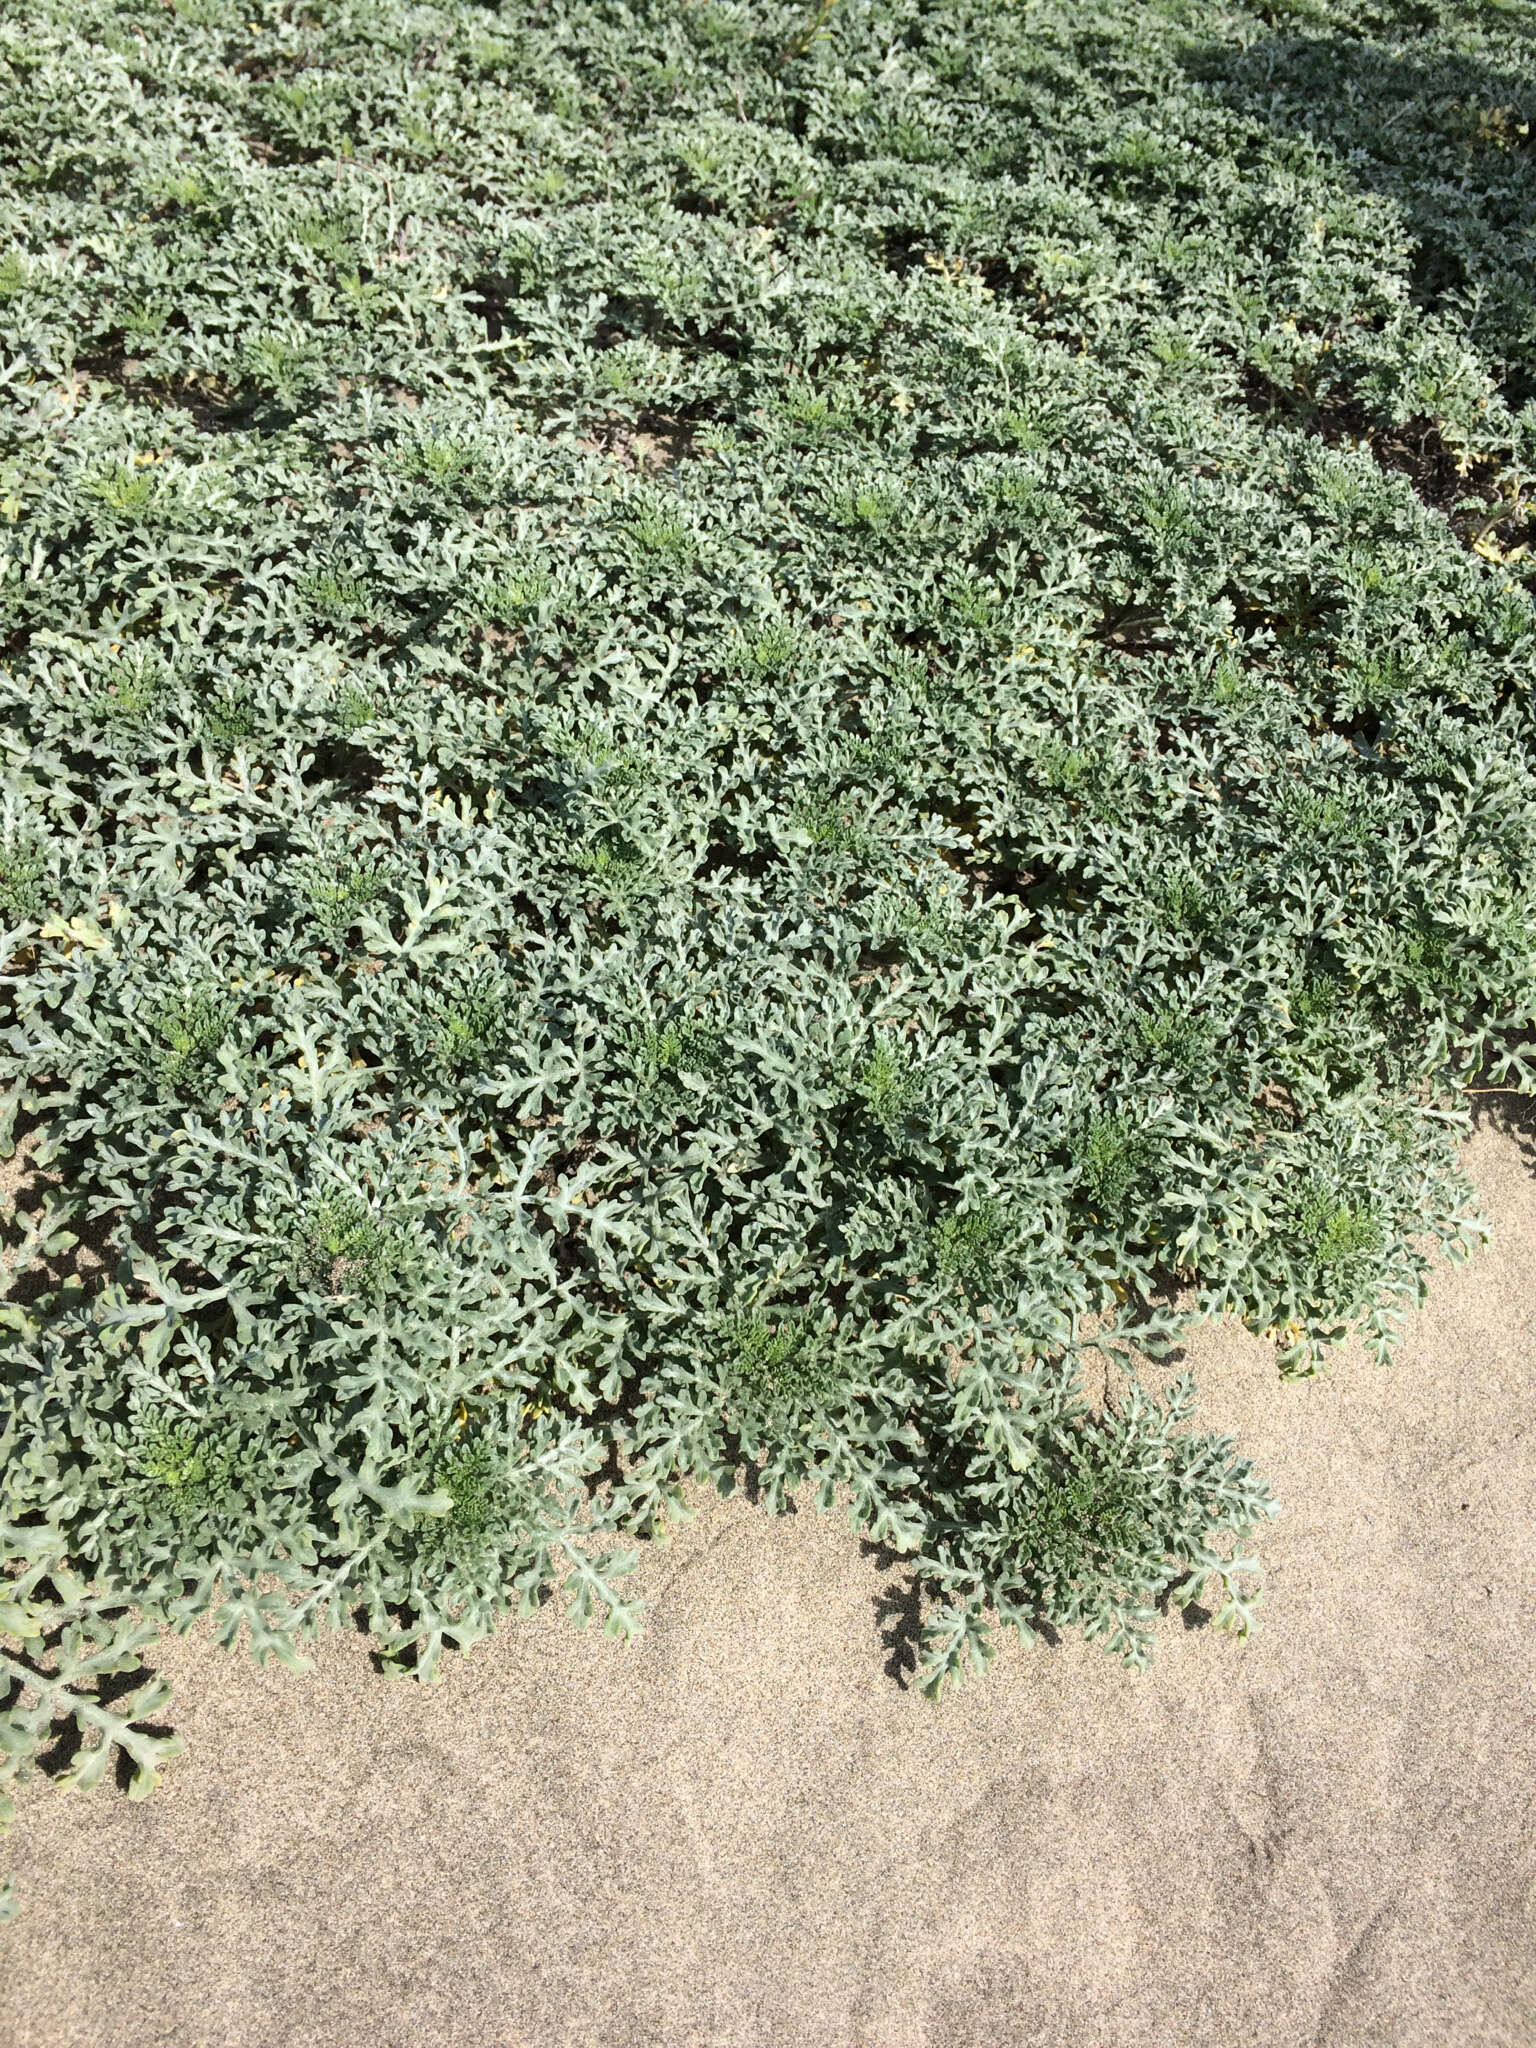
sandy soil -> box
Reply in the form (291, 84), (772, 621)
(5, 1109), (1534, 2048)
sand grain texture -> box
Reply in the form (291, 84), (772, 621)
(6, 1115), (1535, 2048)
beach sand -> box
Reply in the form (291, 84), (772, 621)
(6, 1108), (1534, 2048)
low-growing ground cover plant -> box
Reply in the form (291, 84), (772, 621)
(2, 0), (1535, 1865)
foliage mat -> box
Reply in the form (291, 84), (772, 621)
(1, 0), (1535, 1835)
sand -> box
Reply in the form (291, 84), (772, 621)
(4, 1108), (1534, 2048)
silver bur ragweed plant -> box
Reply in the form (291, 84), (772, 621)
(145, 985), (235, 1091)
(292, 1192), (396, 1298)
(1, 0), (1535, 1873)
